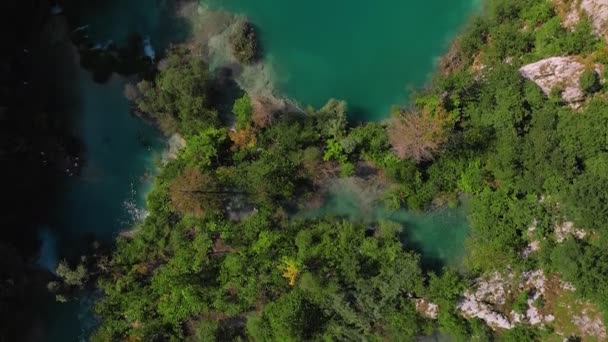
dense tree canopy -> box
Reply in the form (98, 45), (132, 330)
(91, 0), (608, 340)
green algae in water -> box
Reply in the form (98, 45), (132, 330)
(206, 0), (480, 120)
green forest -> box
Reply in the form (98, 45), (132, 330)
(18, 0), (608, 341)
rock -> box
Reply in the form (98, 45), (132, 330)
(573, 310), (607, 340)
(519, 57), (587, 107)
(555, 221), (587, 242)
(523, 270), (547, 297)
(459, 296), (513, 329)
(522, 240), (541, 257)
(415, 298), (439, 319)
(165, 133), (186, 161)
(471, 272), (512, 305)
(580, 0), (608, 38)
(556, 0), (608, 40)
(526, 304), (543, 325)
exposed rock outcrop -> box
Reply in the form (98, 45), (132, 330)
(459, 295), (513, 329)
(556, 0), (608, 40)
(415, 298), (439, 319)
(573, 311), (608, 339)
(458, 270), (602, 336)
(519, 56), (587, 106)
(458, 272), (514, 329)
(555, 221), (587, 242)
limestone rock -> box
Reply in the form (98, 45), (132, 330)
(555, 221), (587, 242)
(557, 0), (608, 40)
(573, 310), (608, 340)
(459, 296), (513, 329)
(519, 56), (586, 106)
(415, 298), (439, 319)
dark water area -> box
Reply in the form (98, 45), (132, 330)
(32, 3), (175, 340)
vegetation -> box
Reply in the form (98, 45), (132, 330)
(85, 0), (608, 340)
(579, 69), (601, 95)
(230, 21), (260, 64)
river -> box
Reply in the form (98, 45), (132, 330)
(39, 0), (477, 340)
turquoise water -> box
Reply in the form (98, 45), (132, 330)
(303, 186), (469, 270)
(207, 0), (480, 120)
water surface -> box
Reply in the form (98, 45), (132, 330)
(303, 184), (469, 270)
(207, 0), (480, 119)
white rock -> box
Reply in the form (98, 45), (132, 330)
(459, 296), (513, 329)
(523, 270), (547, 296)
(165, 133), (186, 161)
(560, 0), (608, 40)
(415, 298), (439, 319)
(519, 57), (587, 106)
(573, 310), (607, 339)
(527, 304), (543, 325)
(555, 221), (587, 242)
(522, 240), (541, 257)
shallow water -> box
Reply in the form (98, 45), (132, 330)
(206, 0), (480, 120)
(303, 184), (469, 270)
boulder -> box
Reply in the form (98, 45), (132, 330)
(519, 57), (587, 106)
(557, 0), (608, 40)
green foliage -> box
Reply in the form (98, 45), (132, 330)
(579, 69), (601, 95)
(323, 138), (347, 163)
(500, 325), (541, 342)
(551, 239), (608, 314)
(180, 128), (227, 169)
(191, 320), (219, 341)
(99, 1), (608, 340)
(56, 260), (88, 287)
(230, 21), (259, 64)
(135, 48), (217, 135)
(427, 269), (467, 307)
(232, 94), (253, 129)
(513, 291), (529, 314)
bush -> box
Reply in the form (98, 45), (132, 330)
(230, 21), (260, 64)
(232, 94), (253, 129)
(512, 291), (529, 314)
(579, 69), (600, 95)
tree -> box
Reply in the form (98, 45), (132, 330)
(228, 128), (256, 151)
(180, 128), (226, 169)
(388, 108), (450, 162)
(134, 49), (217, 135)
(232, 94), (253, 129)
(230, 21), (259, 64)
(56, 260), (88, 287)
(169, 168), (220, 217)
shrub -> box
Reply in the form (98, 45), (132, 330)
(232, 94), (253, 129)
(579, 69), (600, 95)
(512, 291), (529, 314)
